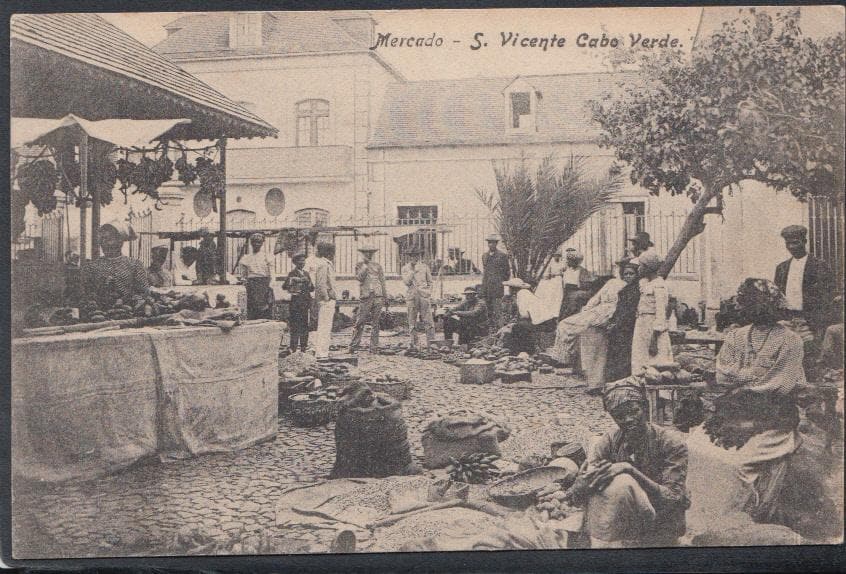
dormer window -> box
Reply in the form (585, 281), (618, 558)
(229, 13), (263, 49)
(510, 92), (531, 128)
(504, 77), (538, 133)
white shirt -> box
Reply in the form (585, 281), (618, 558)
(785, 255), (807, 311)
(172, 258), (197, 286)
(562, 267), (582, 287)
(238, 251), (273, 279)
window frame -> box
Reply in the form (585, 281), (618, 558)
(295, 99), (330, 146)
(294, 208), (330, 228)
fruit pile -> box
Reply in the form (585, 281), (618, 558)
(641, 363), (696, 385)
(494, 353), (541, 373)
(534, 483), (580, 521)
(445, 452), (501, 484)
(79, 291), (210, 324)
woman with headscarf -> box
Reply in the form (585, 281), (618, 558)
(605, 259), (642, 383)
(630, 251), (673, 374)
(560, 249), (594, 319)
(81, 220), (149, 308)
(237, 233), (275, 319)
(565, 377), (689, 548)
(689, 278), (805, 523)
(546, 258), (635, 385)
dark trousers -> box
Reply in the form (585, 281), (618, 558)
(444, 316), (483, 345)
(289, 297), (311, 351)
(350, 296), (384, 351)
(503, 318), (537, 354)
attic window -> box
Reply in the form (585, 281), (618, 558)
(510, 92), (532, 129)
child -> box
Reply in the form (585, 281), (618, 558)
(631, 252), (674, 374)
(283, 252), (314, 353)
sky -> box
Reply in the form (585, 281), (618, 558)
(101, 7), (844, 80)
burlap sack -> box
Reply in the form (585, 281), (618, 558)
(421, 410), (511, 469)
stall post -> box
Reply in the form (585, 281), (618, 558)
(217, 137), (228, 283)
(84, 134), (101, 260)
(79, 135), (90, 260)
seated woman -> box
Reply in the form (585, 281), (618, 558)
(172, 246), (199, 286)
(566, 377), (689, 548)
(81, 220), (149, 308)
(545, 259), (636, 383)
(692, 278), (805, 524)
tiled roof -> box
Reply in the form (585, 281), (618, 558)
(154, 12), (369, 59)
(11, 13), (277, 139)
(368, 72), (637, 148)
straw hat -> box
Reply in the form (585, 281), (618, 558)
(485, 234), (500, 243)
(503, 278), (531, 289)
(463, 286), (478, 294)
(357, 244), (378, 253)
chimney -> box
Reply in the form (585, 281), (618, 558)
(228, 12), (263, 49)
(330, 14), (375, 47)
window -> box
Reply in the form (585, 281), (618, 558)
(296, 99), (330, 146)
(510, 92), (531, 128)
(295, 208), (330, 228)
(227, 209), (257, 230)
(623, 201), (646, 234)
(397, 205), (438, 225)
(265, 188), (286, 216)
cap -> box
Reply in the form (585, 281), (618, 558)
(780, 225), (807, 241)
(463, 286), (477, 294)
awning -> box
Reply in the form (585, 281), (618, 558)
(11, 115), (191, 149)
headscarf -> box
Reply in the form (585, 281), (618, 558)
(100, 220), (137, 242)
(249, 233), (265, 243)
(636, 251), (662, 274)
(565, 250), (584, 265)
(735, 278), (786, 317)
(602, 376), (647, 412)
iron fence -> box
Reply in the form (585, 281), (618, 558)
(808, 195), (845, 293)
(12, 210), (64, 263)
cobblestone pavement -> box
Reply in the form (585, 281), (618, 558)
(12, 332), (615, 559)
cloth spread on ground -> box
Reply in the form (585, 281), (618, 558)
(164, 308), (243, 331)
(150, 321), (279, 459)
(274, 476), (568, 552)
(12, 322), (280, 482)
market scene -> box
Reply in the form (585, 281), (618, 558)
(9, 8), (845, 559)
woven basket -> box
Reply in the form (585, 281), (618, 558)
(289, 393), (339, 427)
(368, 379), (411, 401)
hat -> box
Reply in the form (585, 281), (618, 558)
(780, 225), (807, 241)
(616, 257), (637, 268)
(485, 234), (500, 243)
(249, 232), (265, 242)
(628, 231), (654, 248)
(292, 252), (307, 262)
(405, 245), (424, 255)
(100, 219), (136, 242)
(637, 251), (662, 273)
(735, 278), (786, 316)
(603, 377), (647, 412)
(463, 286), (477, 294)
(151, 245), (169, 254)
(357, 244), (378, 253)
(503, 278), (531, 289)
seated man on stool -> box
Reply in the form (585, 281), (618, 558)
(499, 278), (538, 354)
(564, 377), (689, 548)
(443, 286), (488, 346)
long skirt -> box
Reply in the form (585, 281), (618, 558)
(579, 327), (608, 389)
(245, 276), (273, 320)
(631, 313), (673, 374)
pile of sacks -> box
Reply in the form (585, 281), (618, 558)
(421, 410), (511, 469)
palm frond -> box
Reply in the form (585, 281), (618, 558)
(477, 154), (622, 284)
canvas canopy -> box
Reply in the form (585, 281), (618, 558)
(11, 114), (191, 150)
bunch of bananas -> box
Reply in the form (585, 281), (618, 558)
(445, 452), (501, 484)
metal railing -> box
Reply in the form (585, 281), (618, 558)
(808, 195), (845, 293)
(12, 210), (64, 263)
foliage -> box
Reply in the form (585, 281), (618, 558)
(591, 8), (845, 275)
(477, 155), (621, 284)
(16, 159), (59, 216)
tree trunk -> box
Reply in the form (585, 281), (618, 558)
(659, 185), (719, 278)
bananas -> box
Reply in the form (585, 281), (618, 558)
(445, 452), (501, 484)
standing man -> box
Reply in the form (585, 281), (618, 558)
(313, 242), (337, 360)
(283, 252), (314, 354)
(349, 244), (387, 353)
(402, 246), (435, 349)
(482, 234), (511, 329)
(774, 225), (835, 369)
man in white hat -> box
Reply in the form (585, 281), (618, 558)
(482, 234), (511, 329)
(499, 278), (540, 354)
(349, 244), (387, 353)
(401, 246), (435, 349)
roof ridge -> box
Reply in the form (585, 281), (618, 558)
(392, 70), (636, 86)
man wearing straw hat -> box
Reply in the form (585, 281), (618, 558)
(349, 243), (387, 353)
(401, 245), (435, 349)
(482, 234), (511, 329)
(443, 286), (488, 346)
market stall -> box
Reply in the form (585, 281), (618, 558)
(12, 320), (280, 483)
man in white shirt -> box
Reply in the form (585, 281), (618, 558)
(401, 247), (435, 349)
(313, 242), (337, 359)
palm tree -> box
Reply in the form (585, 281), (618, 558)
(477, 155), (621, 285)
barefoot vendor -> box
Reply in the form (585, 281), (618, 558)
(567, 377), (689, 548)
(81, 220), (150, 308)
(238, 233), (275, 319)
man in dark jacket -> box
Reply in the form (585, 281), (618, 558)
(774, 225), (835, 337)
(482, 234), (511, 329)
(443, 286), (488, 345)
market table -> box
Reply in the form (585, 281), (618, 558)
(681, 330), (725, 353)
(152, 285), (247, 317)
(12, 320), (280, 483)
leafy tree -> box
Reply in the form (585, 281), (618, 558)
(477, 155), (621, 284)
(592, 8), (845, 277)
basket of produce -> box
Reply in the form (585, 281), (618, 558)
(368, 375), (411, 401)
(486, 465), (578, 509)
(288, 390), (339, 427)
